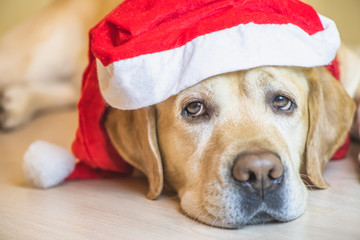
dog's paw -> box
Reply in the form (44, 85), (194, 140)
(0, 85), (32, 130)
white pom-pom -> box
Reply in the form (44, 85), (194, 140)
(23, 140), (76, 188)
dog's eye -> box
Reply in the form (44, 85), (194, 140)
(185, 102), (205, 117)
(273, 95), (294, 112)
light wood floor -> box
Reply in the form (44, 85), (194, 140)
(0, 109), (360, 240)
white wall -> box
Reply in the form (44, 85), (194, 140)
(0, 0), (53, 36)
(307, 0), (360, 46)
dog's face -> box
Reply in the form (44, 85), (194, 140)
(105, 66), (355, 228)
(156, 67), (309, 227)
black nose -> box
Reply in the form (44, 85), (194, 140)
(232, 152), (284, 196)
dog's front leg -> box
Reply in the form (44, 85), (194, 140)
(0, 81), (78, 129)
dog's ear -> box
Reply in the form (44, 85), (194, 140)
(105, 106), (163, 199)
(305, 67), (356, 188)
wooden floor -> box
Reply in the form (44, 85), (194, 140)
(0, 109), (360, 240)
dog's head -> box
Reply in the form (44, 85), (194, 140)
(105, 66), (355, 228)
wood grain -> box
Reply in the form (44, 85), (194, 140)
(0, 109), (359, 240)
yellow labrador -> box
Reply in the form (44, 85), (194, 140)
(105, 66), (355, 227)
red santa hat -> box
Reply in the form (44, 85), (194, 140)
(23, 0), (344, 188)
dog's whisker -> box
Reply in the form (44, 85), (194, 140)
(299, 173), (315, 190)
(210, 214), (220, 228)
(182, 203), (211, 225)
(181, 208), (201, 225)
(165, 194), (179, 200)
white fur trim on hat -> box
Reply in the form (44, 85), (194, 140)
(23, 141), (76, 188)
(97, 15), (340, 110)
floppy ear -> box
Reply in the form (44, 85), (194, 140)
(305, 67), (356, 188)
(105, 106), (163, 199)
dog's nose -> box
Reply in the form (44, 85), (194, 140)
(232, 152), (283, 195)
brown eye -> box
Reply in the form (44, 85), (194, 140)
(185, 102), (205, 117)
(273, 96), (293, 111)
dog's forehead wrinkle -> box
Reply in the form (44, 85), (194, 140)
(242, 67), (273, 88)
(178, 79), (215, 100)
(242, 67), (309, 101)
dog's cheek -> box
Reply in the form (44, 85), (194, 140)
(275, 113), (308, 173)
(179, 189), (205, 220)
(277, 172), (308, 221)
(161, 124), (216, 192)
(158, 128), (199, 191)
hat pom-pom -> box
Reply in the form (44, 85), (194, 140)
(23, 141), (76, 188)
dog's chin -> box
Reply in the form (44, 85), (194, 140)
(224, 213), (280, 229)
(184, 209), (284, 229)
(185, 206), (302, 229)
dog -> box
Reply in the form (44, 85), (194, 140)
(2, 0), (360, 228)
(105, 65), (355, 227)
(0, 0), (120, 129)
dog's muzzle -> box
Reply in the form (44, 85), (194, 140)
(231, 151), (286, 223)
(232, 151), (284, 197)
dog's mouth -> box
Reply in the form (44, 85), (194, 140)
(197, 183), (305, 228)
(235, 199), (284, 226)
(246, 211), (277, 225)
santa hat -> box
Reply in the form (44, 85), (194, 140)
(23, 0), (344, 188)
